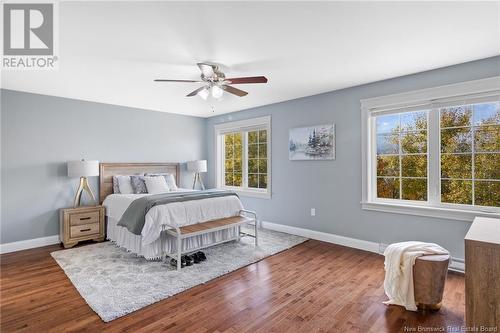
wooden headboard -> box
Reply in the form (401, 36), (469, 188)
(99, 163), (180, 204)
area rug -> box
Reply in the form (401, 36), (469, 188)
(51, 227), (307, 322)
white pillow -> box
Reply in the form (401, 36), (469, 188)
(144, 176), (170, 194)
(165, 174), (178, 191)
(145, 173), (178, 191)
(116, 176), (134, 194)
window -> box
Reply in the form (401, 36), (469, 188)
(362, 77), (500, 221)
(440, 104), (500, 207)
(376, 111), (428, 201)
(215, 116), (271, 198)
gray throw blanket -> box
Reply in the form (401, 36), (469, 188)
(117, 190), (239, 235)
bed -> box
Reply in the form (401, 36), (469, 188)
(100, 163), (252, 260)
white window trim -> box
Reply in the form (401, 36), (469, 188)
(361, 76), (500, 222)
(214, 116), (271, 199)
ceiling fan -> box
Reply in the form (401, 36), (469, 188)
(154, 63), (268, 100)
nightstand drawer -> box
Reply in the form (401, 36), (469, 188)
(69, 211), (100, 226)
(70, 223), (100, 238)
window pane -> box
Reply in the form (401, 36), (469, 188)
(401, 155), (427, 177)
(376, 114), (399, 134)
(258, 159), (267, 173)
(259, 143), (267, 158)
(248, 144), (258, 158)
(401, 111), (427, 131)
(441, 154), (472, 179)
(440, 105), (472, 128)
(233, 173), (242, 187)
(402, 178), (427, 201)
(377, 156), (399, 177)
(225, 134), (234, 145)
(377, 177), (400, 199)
(259, 130), (267, 143)
(377, 134), (399, 154)
(248, 174), (258, 188)
(234, 159), (242, 172)
(234, 145), (242, 159)
(441, 180), (472, 205)
(401, 131), (427, 153)
(248, 131), (258, 144)
(475, 181), (500, 207)
(440, 128), (472, 153)
(225, 173), (233, 186)
(258, 174), (267, 189)
(225, 158), (234, 171)
(474, 126), (500, 152)
(473, 102), (500, 126)
(225, 145), (233, 159)
(248, 159), (258, 173)
(475, 153), (500, 180)
(233, 133), (242, 145)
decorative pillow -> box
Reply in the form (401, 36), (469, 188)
(130, 175), (148, 194)
(144, 176), (169, 194)
(146, 173), (178, 191)
(112, 176), (121, 194)
(116, 176), (134, 194)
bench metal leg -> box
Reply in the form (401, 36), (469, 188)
(176, 236), (182, 271)
(255, 218), (258, 246)
(239, 210), (259, 246)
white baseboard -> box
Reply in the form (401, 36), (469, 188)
(0, 235), (60, 254)
(448, 258), (465, 273)
(262, 221), (465, 274)
(262, 221), (379, 253)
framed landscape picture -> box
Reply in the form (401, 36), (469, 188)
(289, 124), (335, 160)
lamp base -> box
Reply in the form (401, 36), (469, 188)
(192, 172), (205, 190)
(74, 177), (97, 207)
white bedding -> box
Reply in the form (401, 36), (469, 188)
(103, 189), (244, 259)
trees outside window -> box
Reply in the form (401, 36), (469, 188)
(374, 102), (499, 208)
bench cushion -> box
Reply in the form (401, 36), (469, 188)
(179, 216), (253, 235)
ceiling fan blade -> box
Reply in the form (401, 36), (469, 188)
(223, 85), (248, 97)
(154, 79), (203, 83)
(226, 76), (268, 84)
(186, 86), (208, 97)
(197, 63), (216, 78)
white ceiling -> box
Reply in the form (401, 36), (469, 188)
(2, 1), (499, 118)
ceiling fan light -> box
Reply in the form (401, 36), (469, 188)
(197, 87), (209, 100)
(211, 85), (224, 99)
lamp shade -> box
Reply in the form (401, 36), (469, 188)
(187, 160), (207, 173)
(67, 160), (99, 177)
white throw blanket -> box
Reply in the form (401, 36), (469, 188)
(383, 241), (449, 311)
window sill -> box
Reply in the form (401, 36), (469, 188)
(221, 187), (271, 199)
(361, 201), (500, 222)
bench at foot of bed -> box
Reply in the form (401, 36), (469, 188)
(165, 210), (258, 271)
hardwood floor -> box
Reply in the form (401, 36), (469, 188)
(1, 240), (465, 333)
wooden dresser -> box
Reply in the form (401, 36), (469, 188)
(465, 216), (500, 330)
(60, 206), (105, 248)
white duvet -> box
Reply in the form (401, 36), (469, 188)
(103, 190), (244, 258)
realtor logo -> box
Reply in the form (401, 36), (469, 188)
(2, 1), (58, 69)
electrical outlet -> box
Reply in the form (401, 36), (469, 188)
(310, 208), (316, 216)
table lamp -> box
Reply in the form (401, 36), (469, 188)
(187, 160), (207, 190)
(67, 159), (99, 207)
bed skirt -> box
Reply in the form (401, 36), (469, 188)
(106, 217), (238, 260)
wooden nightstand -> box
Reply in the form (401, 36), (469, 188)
(60, 206), (105, 248)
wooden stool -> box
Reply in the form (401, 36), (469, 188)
(413, 254), (450, 311)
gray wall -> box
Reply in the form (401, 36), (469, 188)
(1, 90), (206, 243)
(206, 56), (500, 259)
